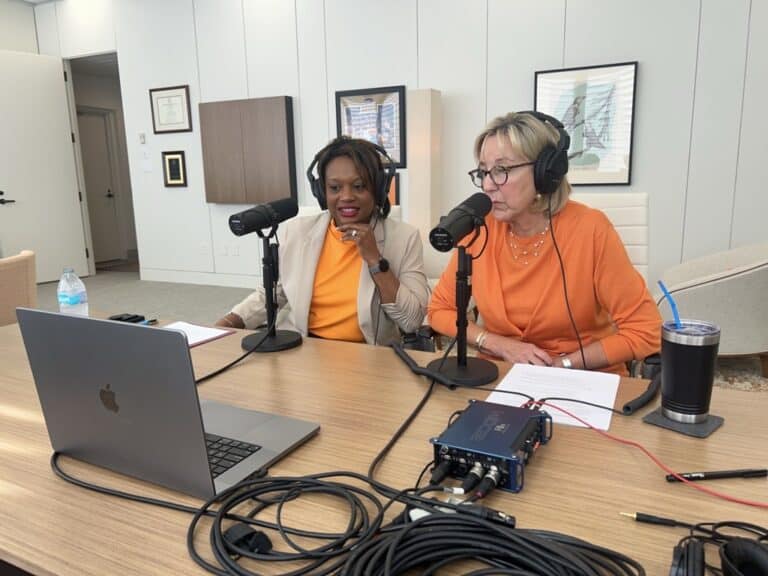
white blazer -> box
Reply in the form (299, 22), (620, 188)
(231, 212), (430, 345)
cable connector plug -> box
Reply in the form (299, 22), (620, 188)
(223, 523), (273, 555)
(429, 459), (452, 485)
(461, 462), (485, 493)
(471, 465), (501, 500)
(458, 503), (516, 527)
(620, 512), (680, 527)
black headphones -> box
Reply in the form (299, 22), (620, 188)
(306, 137), (396, 216)
(671, 538), (768, 576)
(517, 110), (571, 195)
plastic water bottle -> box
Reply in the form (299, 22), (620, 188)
(57, 267), (89, 316)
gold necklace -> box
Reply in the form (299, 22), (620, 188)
(508, 225), (549, 265)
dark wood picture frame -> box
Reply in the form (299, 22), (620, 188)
(335, 85), (406, 168)
(534, 61), (637, 186)
(149, 85), (193, 134)
(162, 150), (187, 187)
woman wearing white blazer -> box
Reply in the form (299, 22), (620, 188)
(216, 137), (429, 345)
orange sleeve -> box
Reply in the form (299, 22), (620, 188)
(427, 251), (460, 337)
(592, 217), (661, 365)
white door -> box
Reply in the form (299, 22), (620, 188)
(78, 112), (123, 262)
(0, 51), (88, 282)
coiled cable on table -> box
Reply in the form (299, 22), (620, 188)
(341, 513), (645, 576)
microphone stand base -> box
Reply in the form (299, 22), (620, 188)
(241, 330), (303, 353)
(426, 356), (498, 387)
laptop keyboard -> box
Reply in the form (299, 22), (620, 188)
(205, 433), (261, 478)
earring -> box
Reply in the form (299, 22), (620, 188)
(535, 193), (542, 201)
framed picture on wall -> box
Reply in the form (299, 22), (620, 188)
(335, 85), (406, 168)
(162, 151), (187, 187)
(149, 85), (193, 133)
(534, 61), (637, 185)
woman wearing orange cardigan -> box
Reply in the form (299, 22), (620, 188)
(428, 112), (661, 375)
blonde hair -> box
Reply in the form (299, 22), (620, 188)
(474, 112), (571, 215)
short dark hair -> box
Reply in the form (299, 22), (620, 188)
(316, 136), (392, 219)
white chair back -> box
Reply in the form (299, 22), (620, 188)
(571, 192), (648, 280)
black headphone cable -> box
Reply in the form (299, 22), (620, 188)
(194, 315), (277, 385)
(547, 194), (588, 369)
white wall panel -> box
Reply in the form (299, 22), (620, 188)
(732, 0), (768, 248)
(565, 0), (700, 283)
(194, 0), (248, 102)
(208, 203), (262, 276)
(34, 3), (60, 56)
(295, 0), (330, 206)
(419, 0), (487, 215)
(56, 0), (115, 58)
(0, 0), (37, 53)
(243, 0), (300, 98)
(113, 0), (213, 274)
(486, 0), (564, 119)
(325, 0), (418, 109)
(683, 0), (750, 261)
(194, 0), (250, 278)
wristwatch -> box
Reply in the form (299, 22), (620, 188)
(369, 256), (390, 275)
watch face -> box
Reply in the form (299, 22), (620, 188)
(379, 258), (390, 273)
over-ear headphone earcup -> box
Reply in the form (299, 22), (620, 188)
(720, 538), (768, 576)
(378, 172), (394, 208)
(670, 540), (705, 576)
(311, 177), (326, 210)
(306, 153), (327, 209)
(534, 145), (558, 194)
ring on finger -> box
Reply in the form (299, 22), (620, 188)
(350, 229), (359, 239)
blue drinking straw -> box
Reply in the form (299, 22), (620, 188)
(657, 280), (682, 329)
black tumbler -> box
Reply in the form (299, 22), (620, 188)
(661, 320), (720, 424)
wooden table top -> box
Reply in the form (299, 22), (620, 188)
(0, 321), (765, 575)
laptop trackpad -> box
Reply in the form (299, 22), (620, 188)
(200, 399), (319, 451)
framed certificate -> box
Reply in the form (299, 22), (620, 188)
(149, 85), (193, 134)
(162, 151), (187, 187)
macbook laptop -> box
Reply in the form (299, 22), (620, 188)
(16, 308), (320, 499)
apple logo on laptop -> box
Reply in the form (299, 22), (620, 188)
(99, 384), (119, 413)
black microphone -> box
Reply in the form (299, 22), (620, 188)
(429, 193), (492, 252)
(228, 198), (299, 236)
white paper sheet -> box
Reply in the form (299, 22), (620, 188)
(163, 321), (234, 348)
(486, 364), (620, 430)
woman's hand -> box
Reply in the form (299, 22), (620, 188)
(336, 223), (380, 266)
(215, 313), (245, 329)
(482, 333), (553, 366)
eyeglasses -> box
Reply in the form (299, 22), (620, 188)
(468, 161), (535, 188)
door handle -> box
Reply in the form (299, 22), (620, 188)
(0, 198), (16, 205)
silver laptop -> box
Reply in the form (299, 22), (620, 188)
(16, 308), (320, 499)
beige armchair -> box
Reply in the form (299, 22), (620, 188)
(0, 250), (37, 327)
(656, 243), (768, 375)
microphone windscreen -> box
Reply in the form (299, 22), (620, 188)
(463, 192), (492, 218)
(228, 197), (299, 236)
(429, 192), (492, 252)
(270, 197), (299, 222)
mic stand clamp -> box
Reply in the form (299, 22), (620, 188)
(427, 245), (498, 386)
(241, 225), (303, 352)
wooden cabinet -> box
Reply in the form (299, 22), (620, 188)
(199, 96), (296, 204)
